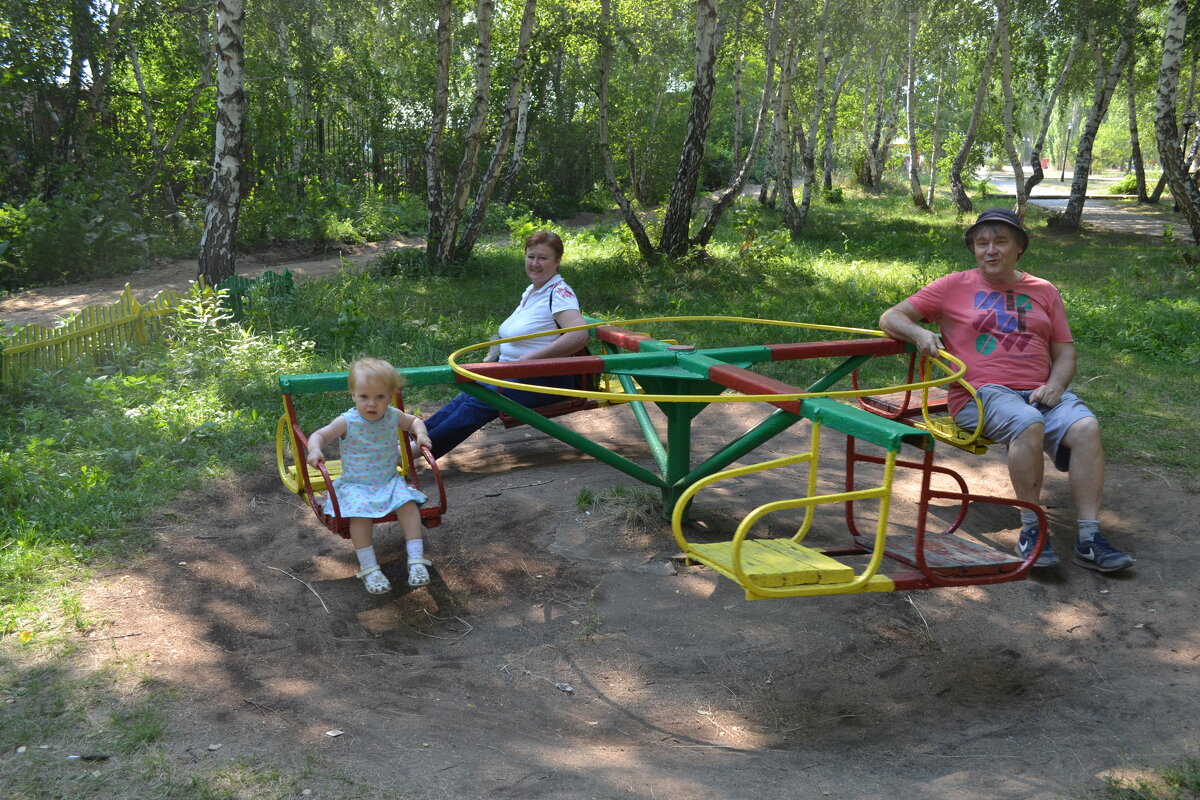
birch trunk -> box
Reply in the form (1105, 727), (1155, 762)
(1024, 31), (1082, 197)
(905, 8), (928, 210)
(777, 40), (803, 236)
(797, 0), (832, 227)
(424, 0), (452, 267)
(197, 0), (247, 286)
(949, 13), (1002, 212)
(458, 0), (538, 258)
(692, 0), (783, 249)
(874, 72), (905, 182)
(1060, 0), (1135, 230)
(275, 19), (305, 177)
(925, 58), (945, 207)
(823, 48), (861, 192)
(498, 87), (532, 204)
(998, 3), (1028, 216)
(862, 49), (889, 190)
(732, 50), (745, 168)
(433, 0), (496, 265)
(1128, 57), (1148, 201)
(1154, 0), (1200, 244)
(659, 0), (722, 258)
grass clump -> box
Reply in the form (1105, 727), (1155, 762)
(1096, 756), (1200, 799)
(576, 485), (664, 538)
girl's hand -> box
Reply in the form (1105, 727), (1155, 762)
(415, 433), (433, 452)
(306, 447), (324, 468)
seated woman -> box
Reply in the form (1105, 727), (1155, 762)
(425, 230), (591, 459)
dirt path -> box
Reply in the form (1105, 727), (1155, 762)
(0, 238), (421, 333)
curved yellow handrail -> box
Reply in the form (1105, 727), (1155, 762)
(670, 429), (900, 598)
(448, 315), (968, 405)
(917, 356), (988, 447)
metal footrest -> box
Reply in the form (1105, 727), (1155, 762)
(881, 533), (1021, 575)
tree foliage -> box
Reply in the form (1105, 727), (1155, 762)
(0, 0), (1196, 286)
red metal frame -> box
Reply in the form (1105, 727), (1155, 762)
(841, 435), (1048, 588)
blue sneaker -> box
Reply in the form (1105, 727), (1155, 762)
(1074, 533), (1135, 573)
(1016, 524), (1060, 567)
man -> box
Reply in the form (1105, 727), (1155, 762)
(878, 208), (1134, 572)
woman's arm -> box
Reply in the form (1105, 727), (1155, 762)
(514, 308), (591, 360)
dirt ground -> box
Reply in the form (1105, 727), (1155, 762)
(73, 403), (1199, 800)
(3, 226), (1199, 798)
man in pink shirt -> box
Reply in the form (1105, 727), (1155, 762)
(879, 208), (1134, 573)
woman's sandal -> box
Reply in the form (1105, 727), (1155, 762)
(356, 564), (392, 594)
(407, 557), (432, 587)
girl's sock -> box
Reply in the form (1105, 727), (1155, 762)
(1077, 519), (1100, 542)
(1019, 509), (1039, 530)
(355, 545), (379, 571)
(406, 539), (425, 561)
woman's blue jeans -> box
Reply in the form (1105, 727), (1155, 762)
(426, 374), (580, 459)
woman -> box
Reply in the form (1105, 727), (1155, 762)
(425, 231), (591, 458)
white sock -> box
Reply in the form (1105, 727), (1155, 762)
(406, 539), (425, 561)
(1078, 520), (1100, 542)
(355, 546), (379, 570)
(1019, 509), (1039, 529)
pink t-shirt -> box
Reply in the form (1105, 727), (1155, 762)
(907, 269), (1073, 415)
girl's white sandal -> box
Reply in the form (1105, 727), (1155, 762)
(407, 557), (432, 587)
(356, 564), (392, 594)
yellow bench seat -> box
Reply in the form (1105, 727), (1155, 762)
(281, 460), (409, 495)
(686, 539), (856, 588)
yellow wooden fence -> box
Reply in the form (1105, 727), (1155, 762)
(1, 283), (183, 381)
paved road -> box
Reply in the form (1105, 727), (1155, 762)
(980, 169), (1194, 243)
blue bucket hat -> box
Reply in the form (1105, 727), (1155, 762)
(964, 208), (1029, 254)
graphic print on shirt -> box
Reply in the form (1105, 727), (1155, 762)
(972, 288), (1036, 357)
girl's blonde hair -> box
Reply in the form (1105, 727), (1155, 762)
(347, 357), (404, 394)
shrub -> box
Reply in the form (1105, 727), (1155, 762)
(1107, 173), (1140, 194)
(0, 173), (154, 290)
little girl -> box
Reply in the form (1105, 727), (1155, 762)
(306, 358), (434, 594)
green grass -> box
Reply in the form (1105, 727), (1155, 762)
(1, 185), (1198, 796)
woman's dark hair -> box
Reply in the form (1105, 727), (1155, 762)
(524, 230), (564, 260)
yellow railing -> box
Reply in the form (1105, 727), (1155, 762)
(1, 283), (182, 381)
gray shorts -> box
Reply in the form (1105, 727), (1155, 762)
(953, 385), (1096, 472)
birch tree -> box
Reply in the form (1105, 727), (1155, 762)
(948, 8), (1002, 212)
(458, 0), (538, 258)
(996, 0), (1027, 216)
(197, 0), (246, 286)
(905, 5), (928, 210)
(1059, 0), (1136, 231)
(658, 0), (722, 258)
(1023, 30), (1082, 197)
(1155, 0), (1200, 244)
(693, 0), (784, 249)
